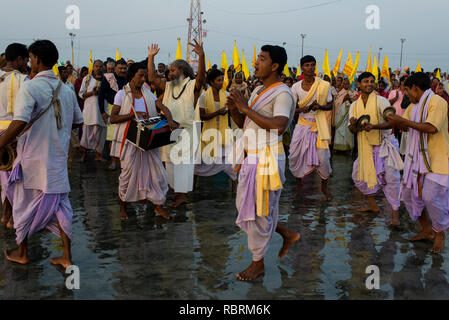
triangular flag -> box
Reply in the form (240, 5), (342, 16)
(415, 60), (422, 73)
(252, 45), (257, 68)
(175, 38), (182, 60)
(221, 51), (229, 90)
(372, 55), (379, 82)
(207, 59), (211, 71)
(366, 46), (372, 72)
(233, 41), (241, 72)
(52, 63), (59, 76)
(314, 61), (318, 76)
(88, 50), (93, 74)
(241, 49), (250, 80)
(342, 51), (353, 77)
(332, 48), (343, 77)
(380, 55), (390, 84)
(436, 68), (442, 82)
(349, 51), (360, 83)
(323, 49), (331, 79)
(115, 49), (120, 61)
(296, 64), (301, 78)
(283, 63), (290, 77)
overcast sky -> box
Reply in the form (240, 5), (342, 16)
(1, 0), (447, 73)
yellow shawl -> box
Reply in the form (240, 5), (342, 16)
(297, 77), (331, 149)
(353, 92), (381, 189)
(201, 87), (229, 157)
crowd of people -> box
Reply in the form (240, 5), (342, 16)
(0, 39), (448, 282)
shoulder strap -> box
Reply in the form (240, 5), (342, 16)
(17, 80), (63, 138)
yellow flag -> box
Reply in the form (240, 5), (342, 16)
(283, 63), (290, 77)
(52, 63), (59, 76)
(314, 61), (318, 76)
(415, 60), (422, 73)
(332, 48), (343, 77)
(323, 49), (331, 79)
(366, 46), (372, 72)
(241, 50), (250, 80)
(207, 59), (211, 71)
(296, 64), (301, 78)
(372, 55), (379, 82)
(342, 51), (353, 77)
(221, 50), (228, 70)
(380, 55), (390, 84)
(115, 49), (121, 61)
(175, 38), (182, 60)
(436, 68), (442, 82)
(233, 41), (241, 72)
(349, 51), (360, 83)
(88, 50), (93, 74)
(252, 45), (257, 68)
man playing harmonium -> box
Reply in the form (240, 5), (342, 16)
(110, 62), (176, 221)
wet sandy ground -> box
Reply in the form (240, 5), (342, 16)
(1, 152), (449, 299)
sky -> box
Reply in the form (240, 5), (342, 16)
(1, 0), (448, 73)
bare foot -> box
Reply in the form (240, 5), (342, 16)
(94, 155), (107, 162)
(50, 256), (73, 269)
(358, 205), (380, 213)
(4, 249), (29, 264)
(78, 153), (87, 163)
(408, 230), (435, 242)
(118, 208), (128, 221)
(0, 215), (6, 224)
(278, 230), (301, 259)
(154, 205), (172, 220)
(389, 211), (400, 226)
(6, 216), (14, 229)
(172, 194), (188, 208)
(430, 232), (445, 253)
(236, 260), (265, 281)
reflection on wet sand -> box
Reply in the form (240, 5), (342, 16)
(1, 153), (449, 299)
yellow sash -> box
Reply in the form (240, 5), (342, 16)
(297, 117), (328, 149)
(353, 93), (381, 189)
(0, 120), (11, 130)
(297, 77), (331, 149)
(201, 88), (230, 157)
(247, 141), (284, 217)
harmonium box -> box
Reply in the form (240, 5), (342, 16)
(126, 115), (180, 151)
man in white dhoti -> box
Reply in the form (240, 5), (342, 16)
(228, 45), (300, 281)
(0, 43), (29, 229)
(147, 40), (206, 207)
(79, 59), (107, 162)
(0, 40), (83, 267)
(110, 62), (175, 221)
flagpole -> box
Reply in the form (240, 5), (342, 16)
(300, 34), (306, 58)
(400, 38), (406, 70)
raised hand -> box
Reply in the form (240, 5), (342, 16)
(148, 44), (160, 57)
(189, 39), (204, 57)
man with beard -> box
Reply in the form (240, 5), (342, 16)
(79, 59), (107, 162)
(0, 43), (29, 229)
(99, 58), (127, 170)
(147, 40), (205, 207)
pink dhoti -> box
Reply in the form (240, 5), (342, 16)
(401, 173), (449, 232)
(80, 124), (107, 154)
(235, 155), (285, 261)
(119, 141), (168, 204)
(352, 138), (401, 211)
(9, 164), (72, 244)
(288, 123), (332, 179)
